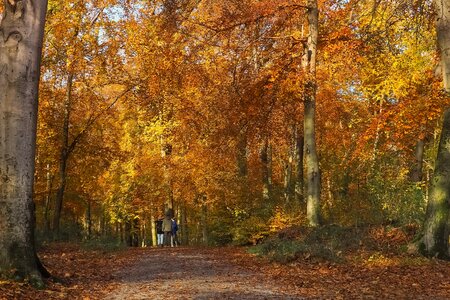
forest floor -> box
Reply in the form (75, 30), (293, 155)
(1, 241), (450, 299)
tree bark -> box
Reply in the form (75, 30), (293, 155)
(421, 0), (450, 258)
(410, 138), (425, 182)
(302, 0), (321, 226)
(0, 0), (48, 285)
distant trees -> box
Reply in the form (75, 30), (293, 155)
(19, 0), (449, 252)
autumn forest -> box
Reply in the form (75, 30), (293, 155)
(31, 0), (446, 244)
(0, 0), (450, 297)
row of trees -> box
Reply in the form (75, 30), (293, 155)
(0, 0), (449, 284)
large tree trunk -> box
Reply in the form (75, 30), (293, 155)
(436, 0), (450, 91)
(0, 0), (48, 285)
(421, 0), (450, 258)
(421, 110), (450, 258)
(302, 0), (321, 226)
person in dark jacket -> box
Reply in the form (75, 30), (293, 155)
(155, 218), (163, 247)
(171, 218), (179, 247)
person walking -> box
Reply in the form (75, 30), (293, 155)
(171, 218), (179, 247)
(155, 218), (163, 247)
(162, 215), (172, 247)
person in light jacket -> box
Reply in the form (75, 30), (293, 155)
(162, 216), (172, 247)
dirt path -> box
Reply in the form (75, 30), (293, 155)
(73, 245), (450, 300)
(3, 243), (449, 299)
(104, 247), (302, 300)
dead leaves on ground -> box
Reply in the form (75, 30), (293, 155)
(1, 243), (449, 299)
(0, 243), (138, 300)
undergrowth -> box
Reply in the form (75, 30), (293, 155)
(249, 224), (417, 263)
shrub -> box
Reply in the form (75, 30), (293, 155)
(249, 225), (360, 263)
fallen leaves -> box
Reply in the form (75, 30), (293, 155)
(1, 243), (449, 299)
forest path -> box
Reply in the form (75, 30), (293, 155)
(104, 247), (302, 300)
(3, 242), (450, 299)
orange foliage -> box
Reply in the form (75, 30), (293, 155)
(33, 0), (448, 242)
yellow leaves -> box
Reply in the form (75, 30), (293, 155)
(268, 207), (290, 233)
(97, 84), (127, 99)
(291, 30), (303, 40)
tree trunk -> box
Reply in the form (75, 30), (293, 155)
(85, 200), (92, 240)
(410, 138), (425, 182)
(53, 72), (73, 234)
(201, 195), (208, 245)
(181, 201), (188, 245)
(150, 210), (157, 247)
(436, 0), (450, 91)
(302, 0), (321, 226)
(100, 205), (106, 236)
(421, 110), (450, 258)
(421, 0), (450, 258)
(44, 164), (53, 233)
(260, 137), (272, 201)
(422, 114), (450, 257)
(161, 135), (174, 214)
(124, 220), (131, 246)
(284, 156), (293, 203)
(285, 125), (298, 203)
(119, 222), (124, 243)
(295, 128), (304, 202)
(0, 0), (48, 285)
